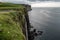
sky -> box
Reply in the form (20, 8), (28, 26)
(0, 0), (60, 7)
(28, 0), (60, 2)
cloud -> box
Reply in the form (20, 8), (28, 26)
(0, 0), (2, 2)
(2, 0), (23, 2)
(31, 2), (60, 7)
(28, 0), (36, 2)
(0, 0), (28, 4)
(28, 0), (60, 2)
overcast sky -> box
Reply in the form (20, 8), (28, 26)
(1, 0), (60, 2)
(28, 0), (60, 2)
(0, 0), (60, 7)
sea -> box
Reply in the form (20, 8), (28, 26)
(28, 7), (60, 40)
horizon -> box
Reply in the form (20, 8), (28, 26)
(0, 0), (60, 7)
(31, 2), (60, 7)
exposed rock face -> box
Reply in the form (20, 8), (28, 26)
(24, 4), (43, 40)
(22, 4), (32, 11)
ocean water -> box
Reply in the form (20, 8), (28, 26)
(29, 7), (60, 40)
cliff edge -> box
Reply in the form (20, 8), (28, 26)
(0, 2), (31, 40)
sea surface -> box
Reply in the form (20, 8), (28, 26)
(28, 7), (60, 40)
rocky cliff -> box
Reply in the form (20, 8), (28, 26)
(0, 2), (31, 40)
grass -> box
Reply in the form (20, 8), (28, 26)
(0, 2), (24, 7)
(0, 2), (26, 40)
(0, 2), (25, 10)
(0, 12), (25, 40)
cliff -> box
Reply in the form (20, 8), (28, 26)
(0, 2), (31, 40)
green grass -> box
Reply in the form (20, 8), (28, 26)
(0, 12), (25, 40)
(0, 2), (24, 7)
(0, 2), (25, 10)
(0, 2), (26, 40)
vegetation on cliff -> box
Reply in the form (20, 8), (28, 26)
(0, 2), (26, 40)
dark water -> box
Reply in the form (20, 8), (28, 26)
(28, 7), (60, 40)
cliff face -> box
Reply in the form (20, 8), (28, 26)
(0, 3), (31, 40)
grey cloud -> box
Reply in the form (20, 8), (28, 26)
(28, 0), (60, 2)
(1, 0), (28, 4)
(10, 1), (27, 4)
(27, 0), (37, 2)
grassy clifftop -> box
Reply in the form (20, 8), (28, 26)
(0, 2), (28, 40)
(0, 2), (24, 7)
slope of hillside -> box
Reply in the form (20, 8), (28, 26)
(0, 2), (27, 40)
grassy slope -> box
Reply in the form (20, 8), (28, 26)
(0, 2), (23, 7)
(0, 2), (25, 10)
(0, 2), (25, 40)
